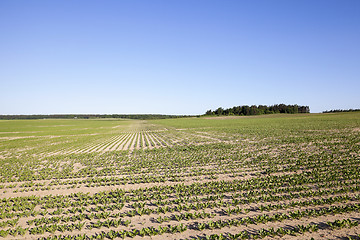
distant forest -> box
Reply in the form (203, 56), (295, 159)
(0, 114), (193, 120)
(323, 109), (360, 113)
(205, 104), (310, 116)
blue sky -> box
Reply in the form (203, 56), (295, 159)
(1, 1), (359, 115)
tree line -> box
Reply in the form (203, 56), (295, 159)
(323, 109), (360, 113)
(0, 114), (195, 120)
(205, 104), (310, 116)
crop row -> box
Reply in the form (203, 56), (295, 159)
(1, 192), (356, 230)
(2, 176), (360, 218)
(2, 200), (360, 237)
(3, 218), (356, 239)
(2, 133), (358, 183)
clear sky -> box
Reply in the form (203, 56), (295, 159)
(1, 1), (359, 115)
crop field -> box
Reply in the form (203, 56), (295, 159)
(0, 112), (359, 240)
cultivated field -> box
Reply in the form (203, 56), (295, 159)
(0, 113), (359, 240)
